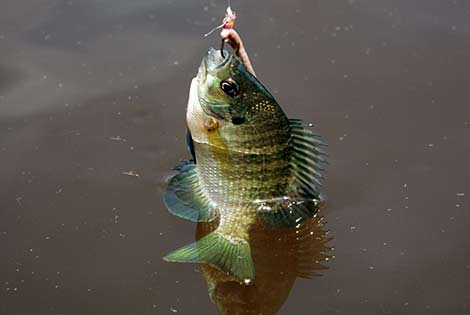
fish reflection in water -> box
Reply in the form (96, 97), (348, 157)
(163, 9), (331, 311)
(196, 213), (332, 315)
(162, 45), (331, 312)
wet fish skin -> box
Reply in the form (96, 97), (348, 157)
(196, 215), (332, 315)
(163, 48), (327, 283)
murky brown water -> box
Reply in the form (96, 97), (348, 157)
(1, 0), (470, 314)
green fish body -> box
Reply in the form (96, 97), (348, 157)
(163, 48), (327, 283)
(196, 215), (331, 315)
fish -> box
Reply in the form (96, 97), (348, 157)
(163, 47), (328, 284)
(196, 214), (332, 315)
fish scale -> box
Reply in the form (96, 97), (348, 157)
(163, 48), (327, 283)
(195, 142), (291, 206)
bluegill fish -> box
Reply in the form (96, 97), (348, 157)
(163, 48), (327, 283)
(196, 215), (331, 315)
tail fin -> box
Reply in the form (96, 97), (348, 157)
(163, 231), (255, 283)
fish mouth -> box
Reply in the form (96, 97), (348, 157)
(196, 48), (232, 121)
(197, 48), (230, 82)
(205, 47), (231, 71)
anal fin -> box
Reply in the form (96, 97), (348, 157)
(257, 197), (321, 228)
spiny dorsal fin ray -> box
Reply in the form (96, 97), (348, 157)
(258, 119), (327, 228)
(289, 118), (327, 195)
(294, 146), (328, 164)
(163, 160), (219, 222)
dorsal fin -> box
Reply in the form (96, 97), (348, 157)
(258, 119), (328, 228)
(289, 118), (328, 197)
(164, 160), (219, 222)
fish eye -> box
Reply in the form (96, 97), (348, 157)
(231, 117), (245, 125)
(220, 79), (239, 97)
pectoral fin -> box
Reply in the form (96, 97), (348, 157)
(164, 160), (218, 222)
(163, 231), (255, 283)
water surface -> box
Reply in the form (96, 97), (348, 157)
(1, 0), (469, 314)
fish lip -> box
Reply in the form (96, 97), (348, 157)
(195, 48), (231, 121)
(204, 47), (231, 72)
(197, 48), (230, 84)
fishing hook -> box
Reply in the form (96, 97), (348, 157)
(220, 38), (240, 58)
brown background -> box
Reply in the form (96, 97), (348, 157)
(1, 0), (469, 314)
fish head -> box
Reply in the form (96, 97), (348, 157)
(196, 47), (276, 126)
